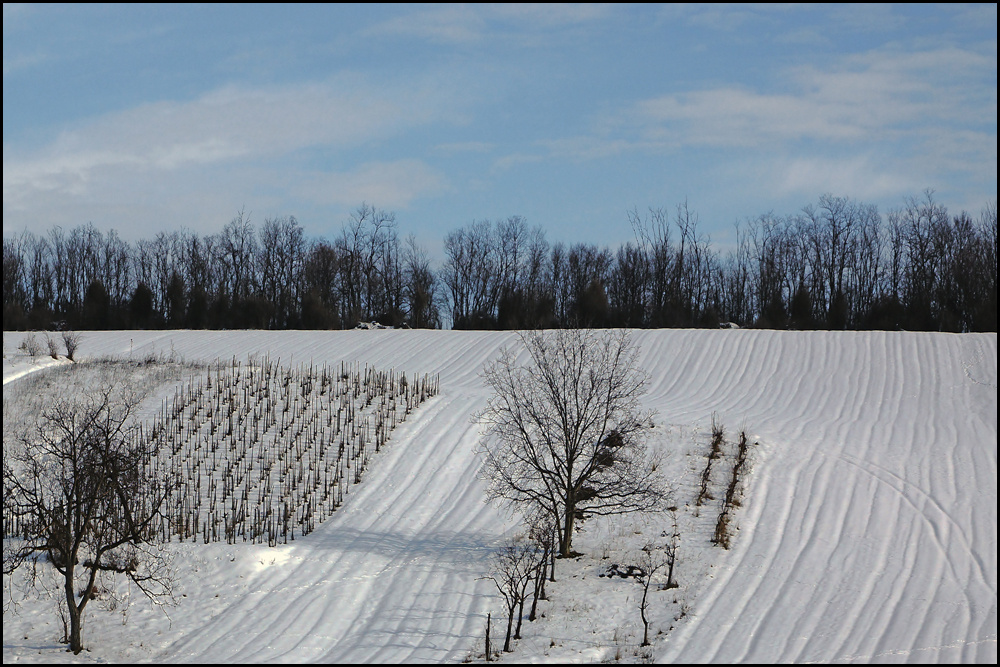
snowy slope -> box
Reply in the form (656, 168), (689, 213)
(2, 329), (996, 663)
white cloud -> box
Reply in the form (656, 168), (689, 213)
(2, 74), (463, 238)
(486, 3), (612, 26)
(770, 155), (915, 201)
(681, 6), (761, 32)
(539, 136), (632, 161)
(634, 87), (870, 146)
(3, 51), (48, 78)
(599, 48), (996, 163)
(3, 75), (457, 216)
(2, 3), (31, 25)
(2, 157), (450, 242)
(491, 152), (545, 172)
(529, 41), (997, 212)
(371, 5), (486, 44)
(626, 45), (995, 150)
(291, 160), (449, 210)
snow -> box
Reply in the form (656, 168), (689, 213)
(3, 329), (997, 663)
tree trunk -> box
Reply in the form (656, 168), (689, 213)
(65, 575), (83, 654)
(529, 558), (547, 621)
(485, 612), (492, 661)
(666, 551), (677, 589)
(561, 500), (575, 556)
(515, 595), (526, 639)
(640, 585), (650, 646)
(504, 607), (515, 652)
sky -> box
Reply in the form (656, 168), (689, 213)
(3, 4), (997, 257)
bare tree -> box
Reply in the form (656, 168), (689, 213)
(565, 243), (612, 326)
(442, 220), (497, 328)
(3, 233), (30, 328)
(482, 533), (545, 652)
(629, 206), (673, 327)
(477, 329), (667, 558)
(402, 235), (440, 329)
(302, 239), (341, 329)
(526, 518), (554, 621)
(334, 204), (401, 326)
(634, 530), (679, 647)
(219, 208), (259, 307)
(3, 369), (174, 654)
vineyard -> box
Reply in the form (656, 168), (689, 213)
(144, 357), (439, 546)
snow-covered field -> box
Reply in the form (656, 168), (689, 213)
(3, 329), (996, 664)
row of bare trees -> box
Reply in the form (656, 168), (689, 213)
(722, 193), (997, 332)
(4, 193), (996, 332)
(3, 204), (441, 332)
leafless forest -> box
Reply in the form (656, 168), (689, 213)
(4, 194), (996, 333)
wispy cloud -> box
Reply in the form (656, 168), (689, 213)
(2, 3), (32, 24)
(291, 160), (449, 210)
(369, 3), (612, 44)
(661, 4), (906, 36)
(769, 155), (915, 201)
(622, 46), (996, 150)
(529, 41), (996, 207)
(3, 74), (456, 203)
(371, 5), (486, 44)
(2, 4), (44, 77)
(2, 5), (993, 245)
(433, 141), (495, 155)
(679, 5), (763, 32)
(3, 51), (48, 78)
(491, 152), (545, 172)
(2, 74), (463, 237)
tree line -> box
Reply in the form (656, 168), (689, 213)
(3, 191), (996, 333)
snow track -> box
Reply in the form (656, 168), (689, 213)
(3, 329), (996, 663)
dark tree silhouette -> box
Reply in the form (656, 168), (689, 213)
(477, 329), (668, 557)
(3, 370), (174, 654)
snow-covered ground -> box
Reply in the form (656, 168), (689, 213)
(2, 329), (996, 663)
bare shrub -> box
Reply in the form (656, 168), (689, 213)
(712, 430), (755, 549)
(45, 334), (60, 359)
(61, 331), (81, 361)
(18, 333), (42, 359)
(696, 413), (725, 508)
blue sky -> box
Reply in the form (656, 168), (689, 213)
(3, 4), (996, 257)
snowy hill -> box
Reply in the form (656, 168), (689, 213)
(3, 329), (996, 663)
